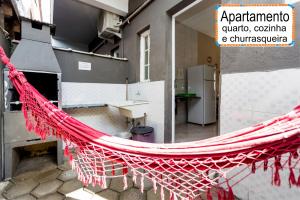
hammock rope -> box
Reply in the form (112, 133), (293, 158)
(1, 47), (300, 199)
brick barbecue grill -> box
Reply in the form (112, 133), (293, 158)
(1, 19), (63, 179)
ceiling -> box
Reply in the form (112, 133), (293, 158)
(176, 0), (219, 38)
(53, 0), (100, 44)
(75, 0), (128, 16)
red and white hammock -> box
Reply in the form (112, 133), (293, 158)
(1, 47), (300, 200)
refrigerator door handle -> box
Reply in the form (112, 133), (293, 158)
(204, 79), (215, 81)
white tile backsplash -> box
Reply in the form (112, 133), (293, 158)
(62, 82), (126, 106)
(65, 107), (127, 136)
(61, 83), (128, 138)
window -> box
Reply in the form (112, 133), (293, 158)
(140, 30), (150, 82)
(111, 46), (120, 57)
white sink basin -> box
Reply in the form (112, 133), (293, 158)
(108, 100), (149, 119)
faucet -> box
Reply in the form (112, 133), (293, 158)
(136, 81), (142, 96)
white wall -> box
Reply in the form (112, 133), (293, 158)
(175, 22), (198, 95)
(220, 68), (300, 200)
(175, 22), (198, 124)
(61, 81), (165, 142)
(220, 69), (300, 134)
(62, 82), (127, 136)
(128, 81), (165, 143)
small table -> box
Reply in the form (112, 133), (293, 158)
(175, 95), (201, 122)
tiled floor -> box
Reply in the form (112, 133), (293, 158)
(175, 123), (218, 142)
(0, 125), (235, 200)
(0, 156), (164, 200)
(0, 123), (221, 200)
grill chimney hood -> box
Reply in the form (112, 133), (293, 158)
(11, 20), (61, 73)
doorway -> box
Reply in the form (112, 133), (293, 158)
(172, 0), (221, 143)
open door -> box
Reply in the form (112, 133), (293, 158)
(172, 0), (221, 143)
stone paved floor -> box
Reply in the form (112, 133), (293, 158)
(0, 156), (174, 200)
(0, 156), (234, 200)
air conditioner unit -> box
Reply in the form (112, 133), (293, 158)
(98, 11), (122, 39)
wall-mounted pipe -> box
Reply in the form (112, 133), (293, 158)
(125, 77), (128, 100)
(120, 0), (154, 27)
(53, 46), (128, 61)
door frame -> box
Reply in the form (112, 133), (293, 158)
(171, 0), (221, 143)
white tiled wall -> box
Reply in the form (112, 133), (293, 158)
(128, 81), (165, 143)
(220, 68), (300, 200)
(62, 82), (128, 138)
(220, 69), (300, 134)
(61, 81), (165, 143)
(62, 82), (126, 106)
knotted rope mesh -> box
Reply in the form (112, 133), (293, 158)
(1, 47), (300, 200)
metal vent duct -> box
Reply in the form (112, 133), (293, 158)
(10, 20), (61, 73)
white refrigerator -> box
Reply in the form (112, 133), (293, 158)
(187, 65), (216, 125)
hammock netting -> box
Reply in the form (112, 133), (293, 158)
(2, 47), (300, 200)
